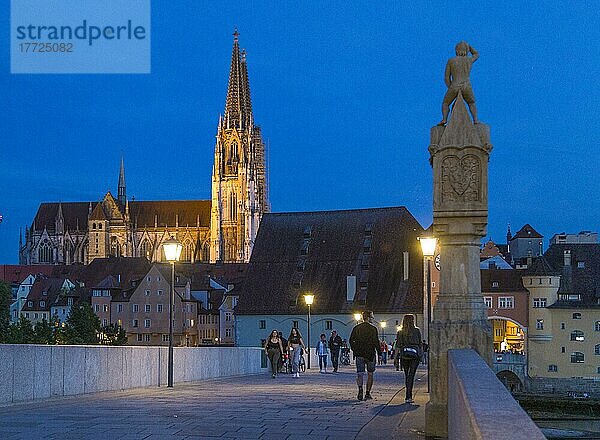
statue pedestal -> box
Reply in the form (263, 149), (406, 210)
(425, 97), (493, 438)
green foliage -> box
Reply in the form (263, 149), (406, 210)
(0, 281), (12, 342)
(101, 323), (128, 345)
(63, 302), (101, 345)
(33, 317), (57, 344)
(4, 316), (35, 344)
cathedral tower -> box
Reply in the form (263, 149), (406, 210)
(210, 30), (269, 262)
(118, 156), (126, 207)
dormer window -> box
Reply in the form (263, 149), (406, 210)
(492, 281), (499, 288)
(573, 312), (582, 320)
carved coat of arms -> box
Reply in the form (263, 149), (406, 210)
(441, 155), (481, 203)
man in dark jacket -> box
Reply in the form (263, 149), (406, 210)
(349, 310), (381, 401)
(328, 330), (343, 372)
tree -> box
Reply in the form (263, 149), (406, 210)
(33, 318), (56, 344)
(101, 323), (128, 345)
(5, 316), (35, 344)
(63, 302), (101, 345)
(0, 281), (12, 342)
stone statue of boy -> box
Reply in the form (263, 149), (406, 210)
(439, 41), (479, 125)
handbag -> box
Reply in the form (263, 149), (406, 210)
(401, 347), (419, 361)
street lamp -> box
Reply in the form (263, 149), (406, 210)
(379, 320), (387, 340)
(353, 312), (362, 322)
(304, 294), (314, 369)
(418, 235), (437, 393)
(163, 236), (182, 388)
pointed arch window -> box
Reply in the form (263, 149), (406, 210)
(230, 192), (237, 221)
(181, 240), (193, 262)
(140, 240), (152, 261)
(201, 242), (210, 262)
(39, 240), (52, 263)
(231, 141), (238, 160)
(110, 236), (120, 257)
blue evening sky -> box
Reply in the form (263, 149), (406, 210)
(1, 2), (599, 263)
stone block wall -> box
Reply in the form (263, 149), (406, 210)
(448, 349), (545, 440)
(0, 344), (265, 405)
(528, 376), (600, 397)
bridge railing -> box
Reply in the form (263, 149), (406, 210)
(448, 349), (544, 440)
(0, 344), (265, 406)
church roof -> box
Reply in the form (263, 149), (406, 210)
(33, 202), (97, 232)
(236, 207), (425, 315)
(129, 200), (211, 228)
(31, 199), (211, 232)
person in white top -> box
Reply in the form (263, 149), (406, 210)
(316, 333), (329, 373)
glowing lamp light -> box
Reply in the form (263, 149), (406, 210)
(353, 312), (362, 322)
(304, 294), (314, 306)
(418, 236), (438, 258)
(396, 326), (401, 332)
(162, 236), (183, 262)
(380, 321), (387, 329)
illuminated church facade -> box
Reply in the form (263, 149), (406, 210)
(20, 32), (269, 265)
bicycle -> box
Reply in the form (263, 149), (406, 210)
(285, 348), (306, 373)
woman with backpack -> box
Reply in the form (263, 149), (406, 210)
(395, 314), (422, 403)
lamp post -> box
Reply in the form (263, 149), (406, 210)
(418, 235), (437, 393)
(380, 320), (387, 340)
(162, 236), (182, 388)
(304, 294), (314, 369)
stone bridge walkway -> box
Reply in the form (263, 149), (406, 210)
(0, 365), (429, 440)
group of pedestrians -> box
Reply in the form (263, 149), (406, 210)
(264, 328), (347, 378)
(264, 311), (426, 404)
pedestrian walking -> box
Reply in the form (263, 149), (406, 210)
(264, 330), (285, 378)
(328, 330), (343, 372)
(395, 314), (422, 403)
(278, 332), (288, 373)
(349, 310), (381, 401)
(316, 334), (329, 373)
(380, 339), (388, 365)
(422, 340), (429, 365)
(287, 327), (306, 378)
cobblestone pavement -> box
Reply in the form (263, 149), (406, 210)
(0, 364), (428, 440)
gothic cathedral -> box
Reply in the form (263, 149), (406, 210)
(20, 32), (268, 265)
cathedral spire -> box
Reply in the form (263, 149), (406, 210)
(118, 156), (126, 206)
(224, 29), (252, 130)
